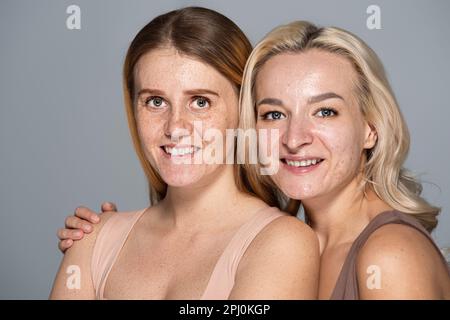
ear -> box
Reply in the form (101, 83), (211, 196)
(363, 122), (377, 149)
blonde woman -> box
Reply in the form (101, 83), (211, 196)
(239, 21), (450, 299)
(50, 9), (319, 300)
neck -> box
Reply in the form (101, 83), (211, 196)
(304, 176), (391, 253)
(158, 165), (258, 232)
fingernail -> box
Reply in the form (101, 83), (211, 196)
(92, 215), (100, 222)
(84, 225), (92, 232)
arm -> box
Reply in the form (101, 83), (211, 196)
(356, 223), (450, 299)
(57, 202), (117, 252)
(50, 211), (116, 299)
(229, 216), (320, 299)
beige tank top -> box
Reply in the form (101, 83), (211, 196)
(331, 210), (450, 299)
(91, 206), (285, 300)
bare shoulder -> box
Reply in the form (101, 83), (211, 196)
(358, 223), (442, 268)
(356, 222), (450, 299)
(230, 213), (320, 299)
(70, 210), (119, 250)
(89, 210), (119, 235)
(49, 210), (121, 299)
(251, 214), (318, 253)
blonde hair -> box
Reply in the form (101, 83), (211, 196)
(239, 21), (440, 231)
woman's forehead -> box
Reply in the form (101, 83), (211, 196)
(255, 50), (358, 99)
(134, 49), (229, 91)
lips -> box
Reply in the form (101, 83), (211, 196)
(160, 144), (201, 157)
(283, 158), (324, 167)
(280, 156), (324, 174)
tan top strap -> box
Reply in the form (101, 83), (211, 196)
(331, 210), (449, 300)
(91, 209), (147, 299)
(201, 207), (285, 299)
(90, 206), (285, 300)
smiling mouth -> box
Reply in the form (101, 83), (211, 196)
(281, 158), (324, 168)
(161, 145), (201, 157)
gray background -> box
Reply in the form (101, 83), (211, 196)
(1, 0), (449, 299)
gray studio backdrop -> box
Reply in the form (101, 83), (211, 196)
(1, 0), (449, 299)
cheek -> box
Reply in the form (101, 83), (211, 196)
(224, 92), (239, 128)
(223, 103), (238, 129)
(135, 114), (166, 160)
(257, 124), (285, 165)
(137, 113), (164, 139)
(197, 97), (237, 132)
(195, 114), (229, 146)
(202, 112), (229, 130)
(257, 122), (285, 145)
(318, 124), (364, 179)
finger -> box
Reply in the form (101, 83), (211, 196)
(74, 206), (100, 223)
(57, 228), (68, 240)
(57, 228), (84, 240)
(65, 216), (92, 233)
(58, 241), (65, 253)
(101, 202), (117, 213)
(59, 239), (73, 253)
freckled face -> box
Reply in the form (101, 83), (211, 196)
(255, 49), (376, 201)
(134, 48), (239, 187)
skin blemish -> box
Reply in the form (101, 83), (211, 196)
(256, 49), (370, 201)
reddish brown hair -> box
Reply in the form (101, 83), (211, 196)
(123, 7), (255, 204)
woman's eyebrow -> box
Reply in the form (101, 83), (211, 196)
(257, 98), (283, 106)
(257, 93), (344, 107)
(136, 88), (165, 97)
(308, 92), (344, 104)
(184, 89), (219, 96)
(136, 88), (219, 97)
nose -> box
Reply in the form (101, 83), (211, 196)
(164, 107), (193, 142)
(282, 115), (314, 151)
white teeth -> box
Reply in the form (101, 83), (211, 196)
(164, 146), (197, 156)
(286, 159), (322, 167)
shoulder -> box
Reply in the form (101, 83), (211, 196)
(61, 210), (119, 273)
(358, 222), (439, 268)
(49, 210), (134, 299)
(230, 210), (320, 299)
(71, 210), (120, 249)
(356, 221), (448, 299)
(251, 212), (319, 255)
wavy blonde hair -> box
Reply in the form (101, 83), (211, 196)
(239, 21), (440, 231)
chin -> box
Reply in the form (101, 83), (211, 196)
(274, 178), (321, 201)
(284, 190), (319, 201)
(159, 168), (205, 187)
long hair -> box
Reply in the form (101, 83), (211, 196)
(239, 21), (440, 231)
(123, 7), (256, 205)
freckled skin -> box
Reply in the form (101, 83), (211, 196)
(255, 49), (375, 201)
(134, 48), (239, 187)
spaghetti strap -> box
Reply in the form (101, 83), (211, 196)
(90, 206), (285, 300)
(91, 208), (147, 300)
(330, 210), (450, 300)
(201, 207), (285, 299)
